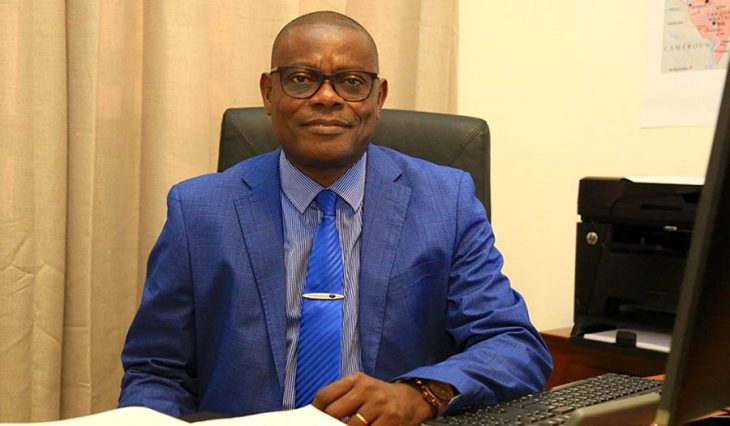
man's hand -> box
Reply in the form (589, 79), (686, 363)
(312, 372), (434, 426)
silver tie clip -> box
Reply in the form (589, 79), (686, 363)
(303, 293), (345, 300)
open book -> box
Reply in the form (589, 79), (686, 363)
(2, 405), (342, 425)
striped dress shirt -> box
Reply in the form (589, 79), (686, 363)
(279, 151), (366, 409)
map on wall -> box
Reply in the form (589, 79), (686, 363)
(642, 0), (729, 127)
(662, 0), (730, 72)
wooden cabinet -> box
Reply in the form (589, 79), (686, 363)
(540, 327), (667, 389)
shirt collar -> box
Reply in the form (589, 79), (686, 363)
(279, 150), (366, 214)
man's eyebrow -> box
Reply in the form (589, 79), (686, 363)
(277, 64), (375, 73)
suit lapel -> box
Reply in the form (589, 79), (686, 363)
(359, 146), (411, 374)
(232, 151), (288, 391)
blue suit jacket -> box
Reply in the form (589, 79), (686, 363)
(119, 144), (552, 417)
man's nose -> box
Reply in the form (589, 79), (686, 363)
(309, 80), (344, 106)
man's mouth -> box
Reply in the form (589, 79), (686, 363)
(301, 118), (352, 134)
(303, 118), (351, 127)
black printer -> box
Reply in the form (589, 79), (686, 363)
(571, 177), (702, 338)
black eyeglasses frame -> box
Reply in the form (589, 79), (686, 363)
(269, 65), (380, 102)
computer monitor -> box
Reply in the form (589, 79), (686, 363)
(654, 65), (730, 426)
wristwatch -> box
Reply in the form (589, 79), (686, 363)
(402, 378), (455, 416)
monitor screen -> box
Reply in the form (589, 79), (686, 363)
(654, 65), (730, 425)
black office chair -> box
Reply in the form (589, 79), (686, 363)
(218, 107), (491, 217)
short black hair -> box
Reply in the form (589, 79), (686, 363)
(272, 11), (379, 69)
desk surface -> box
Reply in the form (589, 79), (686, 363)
(540, 327), (667, 388)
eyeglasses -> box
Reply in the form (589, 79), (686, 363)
(269, 65), (379, 102)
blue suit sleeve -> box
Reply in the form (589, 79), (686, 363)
(399, 172), (553, 414)
(118, 186), (198, 416)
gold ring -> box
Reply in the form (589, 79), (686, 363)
(355, 412), (369, 425)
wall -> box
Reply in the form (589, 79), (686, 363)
(458, 1), (715, 330)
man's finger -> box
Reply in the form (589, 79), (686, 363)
(348, 408), (374, 426)
(312, 373), (362, 410)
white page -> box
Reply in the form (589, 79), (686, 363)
(0, 405), (341, 425)
(197, 405), (342, 426)
(0, 407), (185, 426)
(583, 329), (672, 353)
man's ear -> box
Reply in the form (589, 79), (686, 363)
(260, 73), (273, 116)
(375, 78), (388, 119)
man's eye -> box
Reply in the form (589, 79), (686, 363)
(340, 75), (366, 86)
(288, 73), (315, 84)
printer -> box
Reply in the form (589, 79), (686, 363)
(571, 177), (702, 339)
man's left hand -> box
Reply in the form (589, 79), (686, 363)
(312, 372), (434, 426)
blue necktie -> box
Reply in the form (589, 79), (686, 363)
(295, 190), (343, 407)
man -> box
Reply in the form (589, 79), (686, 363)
(119, 11), (552, 425)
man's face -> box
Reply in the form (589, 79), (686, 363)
(260, 24), (387, 181)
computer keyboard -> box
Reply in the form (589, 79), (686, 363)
(426, 373), (663, 426)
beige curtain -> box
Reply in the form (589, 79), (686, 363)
(0, 0), (458, 421)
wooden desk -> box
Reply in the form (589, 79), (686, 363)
(541, 327), (667, 389)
